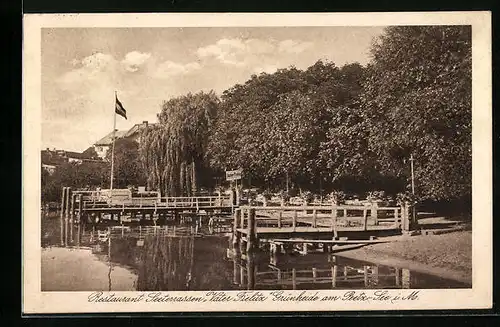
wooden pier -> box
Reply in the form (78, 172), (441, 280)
(232, 203), (411, 253)
(58, 187), (235, 245)
(58, 187), (413, 254)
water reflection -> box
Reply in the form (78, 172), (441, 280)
(40, 216), (469, 291)
(229, 251), (415, 290)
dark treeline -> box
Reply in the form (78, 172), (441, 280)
(42, 138), (144, 203)
(140, 26), (471, 208)
(42, 26), (471, 212)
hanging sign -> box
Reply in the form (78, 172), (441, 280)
(226, 169), (243, 181)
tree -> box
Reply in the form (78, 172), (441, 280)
(361, 26), (472, 201)
(140, 91), (219, 196)
(208, 61), (369, 192)
(82, 146), (100, 160)
(41, 161), (109, 203)
(106, 138), (146, 189)
(208, 67), (309, 187)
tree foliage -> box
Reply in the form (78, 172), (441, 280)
(41, 161), (109, 203)
(209, 61), (367, 193)
(106, 138), (146, 189)
(140, 91), (219, 196)
(361, 26), (472, 200)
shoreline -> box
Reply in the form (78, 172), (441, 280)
(335, 231), (472, 286)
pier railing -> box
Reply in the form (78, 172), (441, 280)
(233, 203), (410, 240)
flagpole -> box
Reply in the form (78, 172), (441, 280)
(110, 91), (117, 190)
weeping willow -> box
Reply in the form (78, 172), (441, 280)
(140, 91), (218, 196)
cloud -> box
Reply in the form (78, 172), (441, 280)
(58, 52), (118, 90)
(197, 38), (249, 66)
(196, 38), (314, 67)
(278, 39), (314, 54)
(121, 51), (151, 72)
(152, 60), (201, 79)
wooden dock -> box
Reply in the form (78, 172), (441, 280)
(231, 204), (411, 253)
(57, 186), (235, 245)
(57, 186), (412, 254)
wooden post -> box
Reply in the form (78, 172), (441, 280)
(76, 223), (81, 248)
(233, 257), (240, 285)
(246, 253), (255, 290)
(292, 268), (297, 290)
(312, 267), (317, 282)
(331, 205), (338, 238)
(292, 210), (297, 231)
(246, 208), (256, 252)
(362, 208), (368, 231)
(371, 201), (378, 225)
(394, 208), (399, 228)
(70, 193), (76, 243)
(60, 187), (66, 246)
(402, 202), (410, 232)
(343, 266), (348, 280)
(78, 194), (83, 223)
(312, 209), (317, 228)
(229, 191), (234, 212)
(373, 265), (379, 286)
(277, 211), (282, 228)
(332, 265), (338, 288)
(343, 208), (347, 218)
(395, 268), (401, 286)
(363, 265), (368, 286)
(402, 268), (410, 289)
(232, 209), (241, 251)
(65, 187), (71, 219)
(240, 208), (245, 229)
(240, 264), (246, 287)
(70, 193), (76, 222)
(65, 187), (71, 246)
(235, 188), (240, 207)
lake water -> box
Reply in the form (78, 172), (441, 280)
(41, 216), (469, 291)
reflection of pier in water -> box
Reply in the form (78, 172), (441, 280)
(50, 214), (466, 291)
(229, 251), (411, 290)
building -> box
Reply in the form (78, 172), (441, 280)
(41, 147), (102, 174)
(42, 163), (57, 175)
(94, 130), (127, 159)
(93, 121), (154, 160)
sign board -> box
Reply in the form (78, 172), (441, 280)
(226, 169), (243, 181)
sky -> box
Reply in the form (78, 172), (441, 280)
(41, 27), (385, 152)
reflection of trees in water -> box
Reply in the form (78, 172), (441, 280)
(108, 238), (141, 271)
(189, 237), (234, 290)
(137, 236), (195, 291)
(136, 235), (235, 291)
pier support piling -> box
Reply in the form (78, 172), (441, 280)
(232, 209), (241, 251)
(246, 208), (256, 253)
(60, 187), (66, 246)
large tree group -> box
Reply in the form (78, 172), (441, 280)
(142, 26), (471, 203)
(44, 26), (471, 207)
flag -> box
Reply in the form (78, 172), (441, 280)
(115, 95), (127, 119)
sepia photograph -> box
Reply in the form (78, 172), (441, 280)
(23, 12), (492, 313)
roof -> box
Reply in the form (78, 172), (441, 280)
(65, 151), (87, 159)
(41, 149), (67, 166)
(94, 130), (127, 146)
(123, 122), (157, 138)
